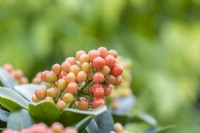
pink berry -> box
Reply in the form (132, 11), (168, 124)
(77, 71), (87, 82)
(51, 122), (64, 133)
(56, 99), (67, 110)
(88, 50), (100, 61)
(93, 86), (104, 98)
(52, 64), (61, 76)
(92, 98), (105, 108)
(92, 57), (105, 70)
(69, 65), (80, 75)
(103, 85), (112, 96)
(108, 49), (118, 58)
(46, 87), (58, 98)
(110, 64), (123, 77)
(114, 76), (122, 86)
(66, 82), (78, 94)
(65, 57), (76, 65)
(98, 47), (108, 58)
(3, 64), (13, 73)
(65, 72), (76, 83)
(105, 55), (116, 68)
(35, 88), (46, 100)
(76, 50), (86, 61)
(93, 72), (104, 83)
(79, 53), (90, 64)
(61, 61), (71, 73)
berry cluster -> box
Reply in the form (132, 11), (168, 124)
(109, 122), (134, 133)
(32, 47), (123, 110)
(2, 64), (28, 84)
(109, 56), (133, 110)
(3, 122), (77, 133)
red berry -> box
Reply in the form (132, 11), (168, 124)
(100, 66), (110, 76)
(69, 65), (80, 75)
(29, 123), (48, 133)
(88, 50), (100, 61)
(66, 82), (78, 94)
(93, 86), (104, 98)
(77, 71), (87, 82)
(81, 62), (91, 72)
(66, 57), (76, 65)
(46, 87), (58, 98)
(108, 49), (118, 58)
(98, 47), (108, 58)
(110, 64), (123, 77)
(105, 55), (116, 68)
(65, 72), (76, 83)
(35, 88), (46, 100)
(114, 76), (122, 86)
(92, 98), (105, 108)
(61, 61), (71, 73)
(41, 71), (49, 81)
(92, 57), (105, 70)
(76, 50), (86, 60)
(103, 85), (112, 96)
(105, 75), (116, 84)
(79, 53), (90, 63)
(57, 79), (67, 90)
(78, 97), (88, 110)
(93, 72), (104, 83)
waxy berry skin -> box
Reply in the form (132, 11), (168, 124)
(61, 61), (71, 73)
(78, 97), (89, 110)
(93, 86), (104, 98)
(92, 98), (105, 108)
(92, 57), (105, 70)
(88, 50), (100, 61)
(110, 64), (123, 77)
(46, 87), (58, 98)
(62, 93), (74, 103)
(98, 47), (108, 58)
(108, 49), (118, 58)
(35, 88), (46, 100)
(105, 55), (116, 68)
(66, 82), (78, 94)
(93, 72), (104, 83)
(52, 64), (61, 76)
(103, 85), (112, 96)
(77, 71), (87, 82)
(57, 79), (67, 91)
(76, 50), (86, 61)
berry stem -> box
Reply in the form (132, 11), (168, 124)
(55, 90), (64, 103)
(77, 79), (92, 97)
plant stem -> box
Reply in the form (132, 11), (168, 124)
(77, 79), (92, 97)
(55, 90), (63, 103)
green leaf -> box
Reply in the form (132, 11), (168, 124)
(144, 125), (176, 133)
(7, 109), (35, 131)
(75, 115), (93, 132)
(28, 101), (61, 125)
(0, 87), (29, 111)
(95, 110), (114, 133)
(0, 67), (17, 88)
(0, 108), (9, 122)
(86, 119), (99, 133)
(14, 84), (46, 101)
(60, 106), (106, 126)
(112, 113), (157, 126)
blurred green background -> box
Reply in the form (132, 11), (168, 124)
(0, 0), (200, 132)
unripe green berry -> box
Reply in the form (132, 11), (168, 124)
(81, 62), (91, 72)
(114, 122), (123, 132)
(69, 65), (80, 75)
(46, 87), (58, 98)
(35, 88), (46, 100)
(62, 93), (74, 103)
(65, 72), (76, 83)
(61, 61), (71, 73)
(108, 49), (118, 58)
(77, 71), (87, 82)
(57, 79), (67, 90)
(100, 66), (110, 76)
(46, 72), (57, 83)
(93, 72), (104, 83)
(52, 64), (61, 76)
(79, 53), (90, 64)
(105, 75), (116, 85)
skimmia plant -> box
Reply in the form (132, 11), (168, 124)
(0, 47), (174, 133)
